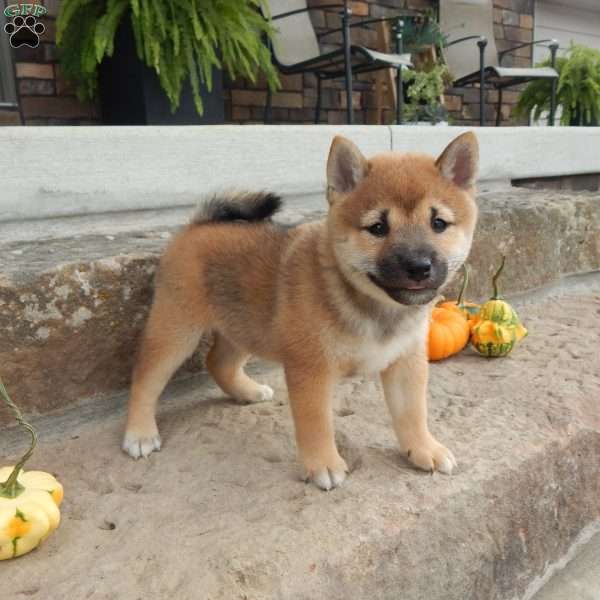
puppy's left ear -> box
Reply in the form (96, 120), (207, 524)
(436, 132), (479, 190)
(327, 135), (368, 202)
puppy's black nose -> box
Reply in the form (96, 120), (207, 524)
(405, 257), (432, 281)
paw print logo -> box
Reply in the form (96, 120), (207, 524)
(4, 15), (45, 49)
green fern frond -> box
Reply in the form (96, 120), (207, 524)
(55, 0), (93, 44)
(515, 43), (600, 126)
(94, 0), (128, 61)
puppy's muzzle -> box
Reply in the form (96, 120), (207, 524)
(370, 246), (448, 305)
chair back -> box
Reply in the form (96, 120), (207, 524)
(439, 0), (498, 81)
(264, 0), (321, 66)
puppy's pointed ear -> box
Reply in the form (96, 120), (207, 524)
(436, 132), (479, 190)
(327, 136), (368, 202)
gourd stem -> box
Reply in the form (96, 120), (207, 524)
(456, 264), (469, 306)
(492, 255), (506, 299)
(0, 377), (37, 499)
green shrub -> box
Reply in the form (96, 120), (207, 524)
(402, 62), (452, 124)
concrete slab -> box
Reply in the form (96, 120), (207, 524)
(0, 125), (390, 221)
(389, 126), (600, 183)
(2, 289), (599, 600)
(2, 126), (599, 221)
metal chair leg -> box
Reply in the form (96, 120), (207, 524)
(396, 66), (404, 124)
(341, 3), (353, 124)
(477, 37), (488, 126)
(395, 19), (405, 124)
(315, 76), (322, 124)
(495, 87), (503, 126)
(264, 87), (273, 124)
(549, 40), (559, 126)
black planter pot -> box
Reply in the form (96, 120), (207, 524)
(98, 19), (224, 125)
(569, 104), (599, 127)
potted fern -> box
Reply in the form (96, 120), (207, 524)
(515, 43), (600, 126)
(57, 0), (278, 125)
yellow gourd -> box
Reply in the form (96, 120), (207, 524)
(0, 378), (63, 560)
(471, 257), (528, 357)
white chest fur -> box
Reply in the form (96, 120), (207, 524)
(330, 309), (429, 376)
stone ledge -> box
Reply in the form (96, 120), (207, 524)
(1, 187), (599, 421)
(2, 290), (600, 598)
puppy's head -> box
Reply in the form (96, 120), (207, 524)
(326, 133), (479, 307)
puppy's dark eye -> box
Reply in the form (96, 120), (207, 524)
(366, 221), (389, 237)
(431, 217), (448, 233)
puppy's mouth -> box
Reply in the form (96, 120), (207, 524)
(368, 274), (439, 305)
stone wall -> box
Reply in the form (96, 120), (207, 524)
(0, 0), (535, 127)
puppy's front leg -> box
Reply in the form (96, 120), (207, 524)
(285, 364), (348, 491)
(381, 350), (457, 474)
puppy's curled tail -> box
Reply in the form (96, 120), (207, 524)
(191, 191), (282, 225)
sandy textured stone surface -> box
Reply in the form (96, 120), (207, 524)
(2, 289), (599, 600)
(1, 188), (599, 421)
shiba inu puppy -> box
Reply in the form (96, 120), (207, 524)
(123, 132), (479, 490)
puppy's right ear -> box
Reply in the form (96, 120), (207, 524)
(436, 131), (479, 190)
(326, 136), (368, 203)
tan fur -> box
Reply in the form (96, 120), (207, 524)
(123, 133), (479, 490)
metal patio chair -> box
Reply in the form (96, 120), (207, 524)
(263, 0), (413, 124)
(439, 0), (559, 126)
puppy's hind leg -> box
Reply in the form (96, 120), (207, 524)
(205, 333), (274, 403)
(123, 299), (202, 459)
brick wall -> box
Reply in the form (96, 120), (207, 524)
(0, 0), (98, 125)
(0, 0), (534, 127)
(225, 0), (535, 126)
(225, 0), (422, 125)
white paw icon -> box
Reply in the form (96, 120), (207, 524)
(4, 15), (45, 49)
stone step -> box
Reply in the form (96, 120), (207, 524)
(530, 530), (600, 599)
(1, 187), (599, 421)
(3, 288), (599, 600)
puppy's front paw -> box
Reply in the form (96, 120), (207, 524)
(122, 430), (162, 459)
(405, 436), (457, 474)
(302, 454), (349, 491)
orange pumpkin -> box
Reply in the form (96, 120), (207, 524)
(428, 264), (473, 361)
(428, 306), (471, 361)
(438, 299), (480, 322)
